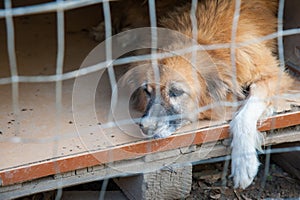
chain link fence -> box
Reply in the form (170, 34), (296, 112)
(0, 0), (300, 199)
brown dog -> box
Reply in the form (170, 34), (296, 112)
(93, 0), (293, 189)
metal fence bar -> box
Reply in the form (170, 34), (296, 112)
(4, 0), (20, 137)
(148, 0), (161, 100)
(146, 0), (160, 156)
(189, 0), (200, 105)
(101, 2), (114, 198)
(259, 0), (287, 195)
(53, 0), (66, 198)
(278, 0), (286, 69)
(0, 0), (110, 18)
(0, 0), (300, 198)
(230, 0), (241, 104)
(102, 1), (118, 121)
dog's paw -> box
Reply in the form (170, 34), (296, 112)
(230, 114), (262, 189)
(230, 143), (260, 189)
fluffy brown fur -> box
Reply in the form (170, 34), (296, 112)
(158, 0), (292, 114)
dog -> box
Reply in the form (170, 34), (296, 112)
(93, 0), (294, 189)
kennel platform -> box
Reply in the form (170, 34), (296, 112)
(1, 2), (300, 200)
(1, 69), (300, 199)
(0, 78), (299, 199)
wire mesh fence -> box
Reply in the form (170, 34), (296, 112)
(0, 0), (300, 199)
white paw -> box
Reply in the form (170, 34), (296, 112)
(230, 114), (263, 189)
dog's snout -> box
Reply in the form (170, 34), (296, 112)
(139, 103), (166, 136)
(139, 117), (156, 135)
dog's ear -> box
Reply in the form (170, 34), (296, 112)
(119, 64), (150, 112)
(120, 63), (148, 89)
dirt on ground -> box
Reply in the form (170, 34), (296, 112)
(187, 158), (300, 200)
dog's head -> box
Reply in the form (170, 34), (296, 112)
(124, 55), (240, 139)
(138, 75), (199, 138)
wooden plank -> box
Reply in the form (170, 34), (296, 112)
(1, 111), (299, 186)
(259, 111), (300, 131)
(266, 130), (300, 145)
(1, 129), (299, 199)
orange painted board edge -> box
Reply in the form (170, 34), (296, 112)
(0, 111), (300, 186)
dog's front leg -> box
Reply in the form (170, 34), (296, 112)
(229, 82), (270, 189)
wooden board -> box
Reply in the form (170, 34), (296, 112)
(0, 73), (299, 186)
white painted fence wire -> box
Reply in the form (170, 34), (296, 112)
(0, 0), (299, 199)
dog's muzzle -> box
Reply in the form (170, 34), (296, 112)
(139, 103), (179, 138)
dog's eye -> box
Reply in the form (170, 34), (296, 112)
(169, 87), (184, 98)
